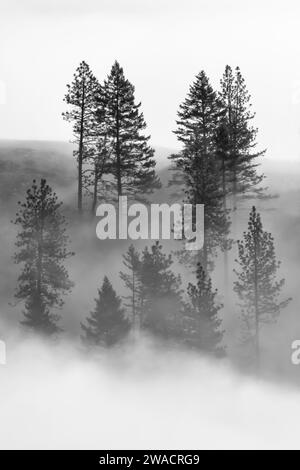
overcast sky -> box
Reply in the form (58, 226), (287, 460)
(0, 0), (300, 159)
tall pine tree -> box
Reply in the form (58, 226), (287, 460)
(170, 70), (230, 272)
(234, 207), (291, 368)
(98, 61), (160, 200)
(81, 276), (129, 347)
(219, 66), (266, 210)
(63, 61), (100, 212)
(14, 179), (74, 335)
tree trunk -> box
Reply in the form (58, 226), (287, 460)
(202, 236), (208, 274)
(78, 81), (86, 213)
(116, 78), (122, 198)
(116, 122), (122, 197)
(222, 156), (229, 293)
(37, 228), (43, 302)
(223, 248), (229, 294)
(78, 156), (83, 212)
(132, 271), (139, 340)
(91, 163), (98, 215)
(232, 164), (238, 238)
(254, 233), (260, 372)
(36, 200), (45, 325)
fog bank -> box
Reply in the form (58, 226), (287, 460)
(0, 337), (299, 450)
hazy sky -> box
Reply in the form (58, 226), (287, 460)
(1, 0), (300, 159)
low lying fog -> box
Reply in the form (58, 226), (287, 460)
(0, 335), (299, 450)
(1, 142), (300, 449)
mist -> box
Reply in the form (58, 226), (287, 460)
(0, 334), (299, 450)
(0, 139), (300, 450)
(0, 140), (299, 377)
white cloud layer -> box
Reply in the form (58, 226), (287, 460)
(0, 337), (299, 450)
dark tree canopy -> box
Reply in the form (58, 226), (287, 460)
(219, 65), (266, 203)
(139, 242), (183, 339)
(81, 276), (129, 347)
(174, 70), (223, 149)
(170, 70), (230, 271)
(98, 61), (160, 200)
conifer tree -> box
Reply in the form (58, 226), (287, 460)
(98, 61), (160, 200)
(139, 242), (182, 338)
(81, 276), (129, 347)
(219, 66), (266, 208)
(63, 61), (100, 212)
(185, 263), (224, 356)
(120, 245), (142, 329)
(174, 70), (223, 148)
(14, 179), (74, 335)
(234, 207), (291, 367)
(170, 71), (230, 272)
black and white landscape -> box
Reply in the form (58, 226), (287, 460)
(1, 0), (300, 451)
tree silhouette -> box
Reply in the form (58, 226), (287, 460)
(139, 242), (183, 339)
(234, 207), (291, 368)
(185, 263), (224, 356)
(220, 66), (266, 211)
(99, 61), (160, 200)
(63, 61), (100, 212)
(81, 276), (129, 347)
(14, 179), (74, 335)
(170, 70), (230, 272)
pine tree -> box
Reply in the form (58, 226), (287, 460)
(185, 263), (224, 356)
(120, 245), (142, 329)
(174, 70), (223, 148)
(98, 61), (160, 200)
(170, 70), (230, 272)
(14, 179), (74, 335)
(81, 276), (129, 347)
(220, 66), (266, 209)
(63, 61), (100, 212)
(234, 207), (291, 368)
(139, 242), (183, 339)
